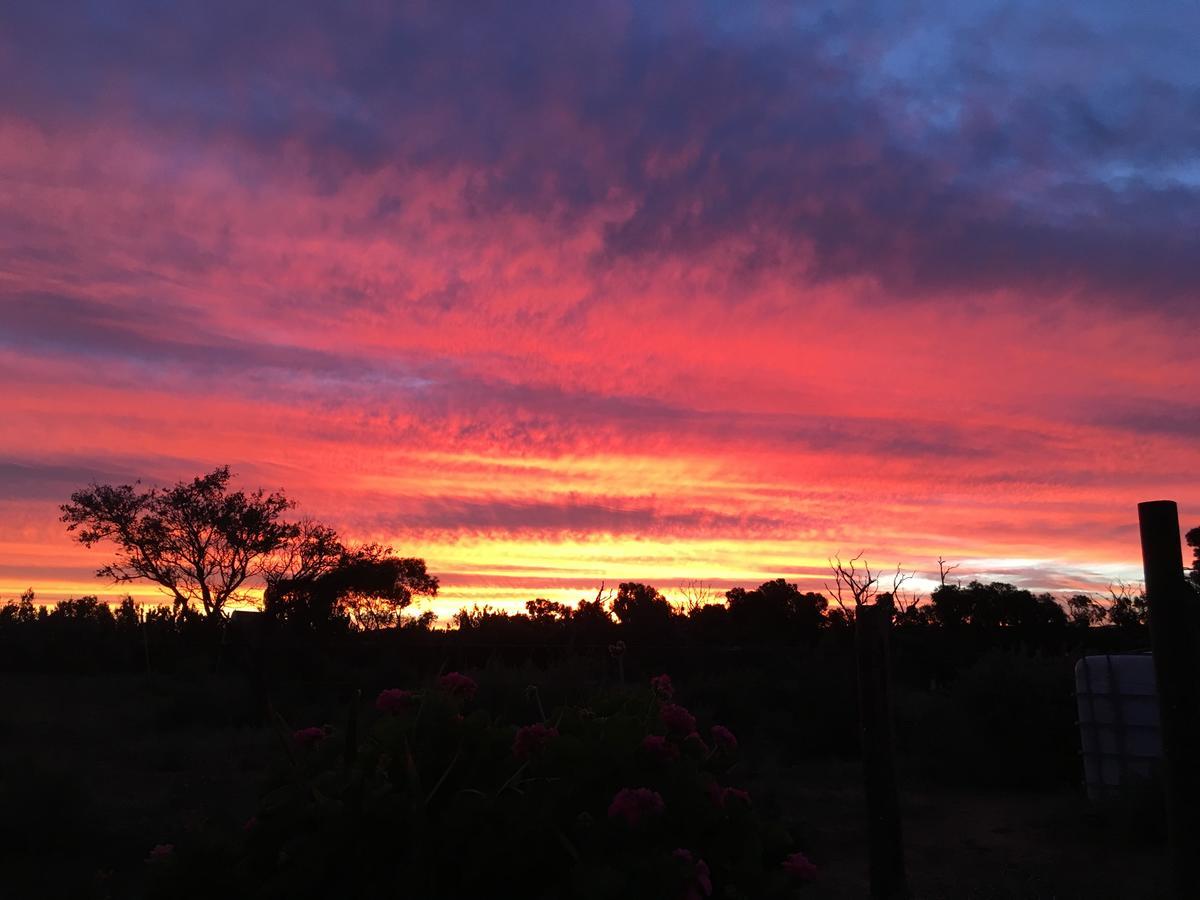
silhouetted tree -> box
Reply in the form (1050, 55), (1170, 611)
(268, 519), (345, 586)
(611, 582), (675, 639)
(929, 580), (1067, 642)
(725, 578), (827, 642)
(61, 466), (296, 618)
(525, 598), (573, 623)
(1106, 581), (1149, 630)
(266, 543), (438, 632)
(825, 552), (881, 621)
(1066, 593), (1106, 628)
(14, 588), (36, 624)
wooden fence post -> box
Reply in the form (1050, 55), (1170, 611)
(856, 602), (910, 899)
(1138, 500), (1200, 899)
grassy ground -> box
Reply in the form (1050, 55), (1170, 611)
(0, 671), (1169, 899)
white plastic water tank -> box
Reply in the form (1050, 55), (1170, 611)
(1074, 654), (1162, 800)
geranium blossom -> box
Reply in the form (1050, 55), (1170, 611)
(438, 672), (478, 699)
(782, 851), (818, 881)
(659, 703), (696, 734)
(375, 688), (415, 714)
(607, 787), (665, 826)
(512, 722), (559, 760)
(293, 726), (326, 746)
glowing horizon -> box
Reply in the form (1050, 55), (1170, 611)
(2, 2), (1198, 617)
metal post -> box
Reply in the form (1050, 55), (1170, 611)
(1138, 500), (1200, 899)
(856, 603), (909, 899)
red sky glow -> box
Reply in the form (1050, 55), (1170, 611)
(2, 2), (1198, 616)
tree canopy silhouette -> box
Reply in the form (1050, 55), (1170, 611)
(61, 466), (297, 618)
(264, 533), (439, 632)
(726, 578), (828, 642)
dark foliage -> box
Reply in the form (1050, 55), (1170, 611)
(265, 541), (438, 634)
(61, 467), (296, 618)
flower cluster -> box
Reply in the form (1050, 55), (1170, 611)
(607, 787), (665, 826)
(375, 688), (416, 714)
(438, 671), (478, 699)
(512, 722), (559, 760)
(659, 702), (697, 734)
(782, 852), (819, 881)
(292, 726), (326, 747)
(173, 669), (818, 899)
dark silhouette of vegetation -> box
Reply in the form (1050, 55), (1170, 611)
(1106, 580), (1150, 630)
(611, 581), (675, 643)
(928, 580), (1068, 637)
(725, 578), (827, 643)
(264, 523), (438, 633)
(61, 466), (296, 618)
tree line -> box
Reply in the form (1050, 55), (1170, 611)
(58, 466), (438, 630)
(0, 464), (1184, 655)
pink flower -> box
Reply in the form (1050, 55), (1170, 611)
(243, 816), (257, 832)
(607, 787), (665, 826)
(375, 688), (415, 714)
(650, 673), (674, 700)
(513, 722), (559, 760)
(438, 672), (478, 699)
(673, 849), (713, 899)
(659, 703), (696, 734)
(293, 726), (326, 746)
(641, 734), (680, 762)
(782, 851), (818, 881)
(710, 725), (738, 754)
(146, 843), (174, 862)
(722, 786), (752, 807)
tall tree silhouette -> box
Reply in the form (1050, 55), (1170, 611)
(61, 466), (296, 618)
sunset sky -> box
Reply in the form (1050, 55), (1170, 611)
(2, 2), (1197, 617)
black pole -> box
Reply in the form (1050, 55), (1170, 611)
(1138, 500), (1200, 899)
(856, 603), (909, 900)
